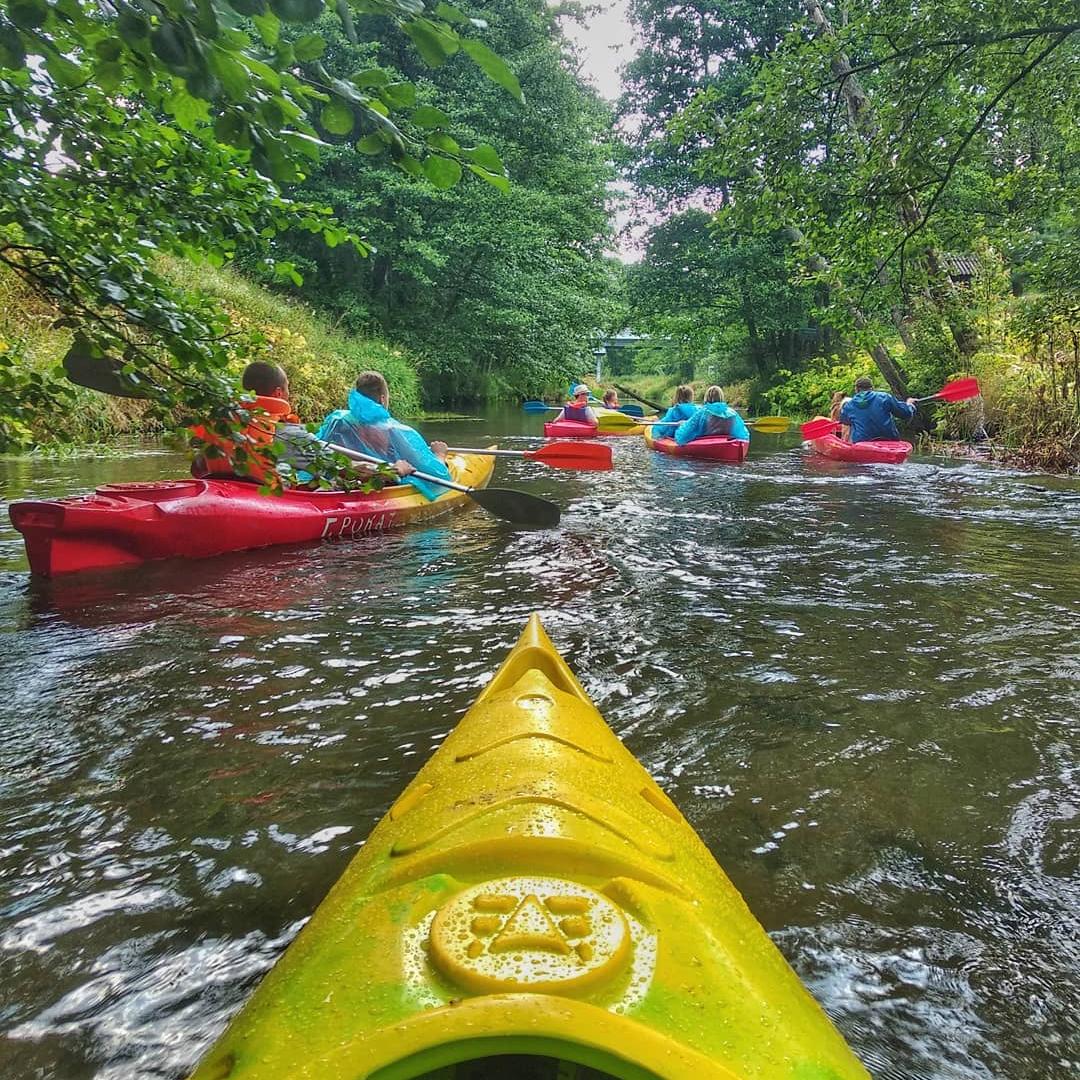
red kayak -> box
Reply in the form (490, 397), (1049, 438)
(808, 434), (912, 464)
(9, 453), (495, 577)
(543, 419), (598, 439)
(644, 430), (749, 462)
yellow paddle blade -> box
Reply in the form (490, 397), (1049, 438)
(594, 409), (646, 431)
(746, 416), (790, 433)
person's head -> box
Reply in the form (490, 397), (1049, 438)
(602, 389), (619, 407)
(675, 385), (694, 404)
(854, 376), (874, 393)
(570, 383), (590, 403)
(704, 385), (725, 404)
(242, 361), (289, 400)
(830, 390), (846, 406)
(355, 370), (390, 408)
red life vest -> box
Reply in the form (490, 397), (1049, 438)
(191, 396), (300, 482)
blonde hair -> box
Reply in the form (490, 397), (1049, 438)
(602, 389), (618, 406)
(704, 385), (725, 403)
(675, 385), (694, 404)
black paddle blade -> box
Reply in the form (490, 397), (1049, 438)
(470, 487), (560, 529)
(63, 336), (156, 399)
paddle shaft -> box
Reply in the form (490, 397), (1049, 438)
(327, 443), (473, 494)
(613, 383), (665, 412)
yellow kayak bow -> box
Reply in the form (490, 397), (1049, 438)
(190, 616), (869, 1080)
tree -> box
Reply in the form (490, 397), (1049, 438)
(266, 0), (619, 401)
(0, 0), (522, 446)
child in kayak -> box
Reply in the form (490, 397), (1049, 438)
(839, 377), (917, 443)
(674, 386), (750, 445)
(829, 390), (851, 442)
(650, 385), (697, 439)
(317, 371), (452, 500)
(553, 384), (597, 424)
(601, 389), (620, 410)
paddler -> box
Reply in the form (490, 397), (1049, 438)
(601, 388), (620, 410)
(192, 361), (377, 487)
(650, 384), (698, 439)
(316, 371), (452, 500)
(552, 383), (598, 425)
(839, 376), (917, 443)
(673, 385), (750, 445)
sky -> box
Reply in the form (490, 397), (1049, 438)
(560, 0), (637, 102)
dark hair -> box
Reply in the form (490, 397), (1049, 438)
(675, 384), (694, 404)
(355, 370), (389, 401)
(242, 361), (287, 397)
(854, 376), (874, 392)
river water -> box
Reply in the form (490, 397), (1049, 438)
(0, 409), (1077, 1079)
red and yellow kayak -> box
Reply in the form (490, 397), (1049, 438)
(644, 429), (749, 462)
(9, 451), (495, 577)
(189, 615), (869, 1080)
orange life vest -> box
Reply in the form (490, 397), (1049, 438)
(190, 395), (300, 482)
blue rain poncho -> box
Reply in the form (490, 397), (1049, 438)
(316, 389), (452, 501)
(651, 402), (698, 439)
(839, 391), (915, 443)
(674, 402), (750, 445)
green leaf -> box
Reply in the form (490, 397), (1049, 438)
(45, 52), (85, 88)
(96, 60), (124, 96)
(293, 33), (325, 62)
(252, 10), (280, 46)
(320, 101), (354, 136)
(396, 154), (423, 178)
(426, 131), (459, 155)
(461, 38), (522, 102)
(282, 130), (326, 159)
(228, 0), (267, 14)
(209, 50), (250, 100)
(165, 87), (211, 131)
(402, 19), (458, 67)
(423, 155), (462, 189)
(356, 133), (386, 154)
(8, 0), (48, 31)
(0, 26), (26, 68)
(468, 142), (504, 174)
(94, 37), (123, 62)
(380, 82), (416, 109)
(466, 162), (510, 193)
(270, 0), (324, 22)
(351, 68), (389, 88)
(411, 105), (449, 129)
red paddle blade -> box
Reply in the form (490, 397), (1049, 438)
(801, 417), (841, 440)
(525, 441), (613, 471)
(935, 377), (981, 402)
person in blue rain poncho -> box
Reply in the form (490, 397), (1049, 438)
(316, 371), (451, 501)
(838, 376), (917, 443)
(650, 385), (698, 438)
(673, 385), (750, 444)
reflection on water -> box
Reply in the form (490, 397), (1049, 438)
(1, 413), (1078, 1078)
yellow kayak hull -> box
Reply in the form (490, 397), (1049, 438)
(190, 616), (869, 1080)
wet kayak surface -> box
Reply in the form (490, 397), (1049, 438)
(1, 411), (1078, 1079)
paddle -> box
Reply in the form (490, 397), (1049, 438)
(596, 409), (654, 432)
(444, 442), (612, 471)
(522, 400), (558, 413)
(745, 416), (790, 433)
(617, 403), (645, 417)
(613, 383), (664, 412)
(327, 443), (560, 529)
(914, 377), (981, 404)
(800, 378), (982, 440)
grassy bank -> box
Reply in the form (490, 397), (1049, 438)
(599, 374), (754, 411)
(0, 260), (423, 449)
